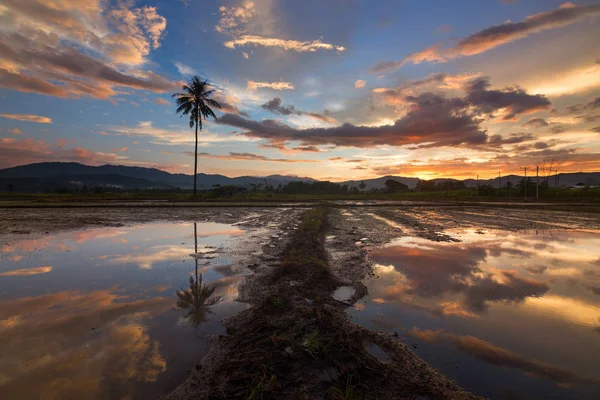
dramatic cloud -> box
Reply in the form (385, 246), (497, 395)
(0, 0), (175, 100)
(0, 114), (52, 124)
(221, 78), (549, 150)
(354, 80), (367, 88)
(224, 35), (345, 52)
(261, 97), (336, 123)
(194, 152), (318, 163)
(465, 78), (551, 120)
(247, 81), (294, 90)
(220, 92), (488, 149)
(372, 3), (600, 72)
(374, 72), (480, 105)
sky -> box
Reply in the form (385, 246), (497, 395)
(1, 0), (599, 181)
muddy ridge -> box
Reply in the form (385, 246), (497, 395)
(164, 208), (479, 400)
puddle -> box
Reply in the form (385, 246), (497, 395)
(350, 229), (600, 399)
(332, 286), (355, 302)
(365, 343), (391, 363)
(0, 221), (260, 400)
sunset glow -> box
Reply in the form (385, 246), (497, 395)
(1, 0), (599, 180)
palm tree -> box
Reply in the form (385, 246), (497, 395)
(173, 76), (222, 200)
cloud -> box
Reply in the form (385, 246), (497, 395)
(372, 3), (600, 72)
(103, 121), (255, 146)
(374, 72), (481, 105)
(224, 35), (345, 52)
(8, 128), (23, 135)
(215, 1), (256, 35)
(465, 77), (551, 120)
(0, 266), (53, 276)
(174, 62), (197, 76)
(261, 97), (336, 123)
(0, 0), (175, 100)
(523, 117), (549, 128)
(566, 96), (600, 114)
(220, 84), (547, 149)
(247, 81), (294, 90)
(214, 94), (251, 118)
(354, 80), (366, 88)
(154, 98), (170, 106)
(0, 138), (129, 169)
(219, 93), (487, 149)
(0, 114), (52, 124)
(194, 152), (319, 163)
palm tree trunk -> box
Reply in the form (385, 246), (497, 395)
(194, 222), (198, 289)
(194, 114), (198, 200)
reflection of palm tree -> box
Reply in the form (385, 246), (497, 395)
(175, 223), (221, 326)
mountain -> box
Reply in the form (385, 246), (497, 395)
(0, 162), (599, 193)
(0, 162), (317, 192)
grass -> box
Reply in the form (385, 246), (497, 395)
(2, 186), (599, 205)
(330, 372), (361, 400)
(302, 329), (330, 359)
(247, 365), (277, 400)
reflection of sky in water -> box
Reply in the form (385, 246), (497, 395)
(352, 229), (600, 400)
(0, 222), (250, 399)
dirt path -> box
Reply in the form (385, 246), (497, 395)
(164, 208), (479, 400)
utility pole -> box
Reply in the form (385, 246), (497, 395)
(520, 167), (528, 199)
(536, 166), (539, 201)
(498, 172), (501, 189)
(476, 174), (479, 198)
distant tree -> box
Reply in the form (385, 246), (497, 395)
(384, 179), (409, 193)
(478, 184), (495, 196)
(173, 76), (222, 200)
(7, 184), (14, 193)
(359, 181), (366, 191)
(415, 179), (437, 192)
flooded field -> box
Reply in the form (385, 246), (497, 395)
(1, 205), (599, 399)
(351, 229), (600, 399)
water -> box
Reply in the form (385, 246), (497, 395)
(351, 229), (600, 399)
(0, 222), (255, 400)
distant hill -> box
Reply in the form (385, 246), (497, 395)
(0, 162), (598, 193)
(0, 162), (317, 192)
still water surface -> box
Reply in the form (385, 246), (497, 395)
(0, 222), (252, 399)
(351, 229), (600, 399)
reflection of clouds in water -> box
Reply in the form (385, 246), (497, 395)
(369, 230), (600, 316)
(522, 296), (600, 328)
(408, 328), (599, 387)
(109, 245), (191, 269)
(0, 266), (53, 276)
(0, 289), (170, 398)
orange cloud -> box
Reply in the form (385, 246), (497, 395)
(0, 114), (52, 124)
(354, 80), (366, 88)
(372, 3), (600, 72)
(225, 35), (345, 53)
(195, 151), (319, 163)
(247, 80), (294, 90)
(0, 266), (53, 276)
(0, 0), (175, 100)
